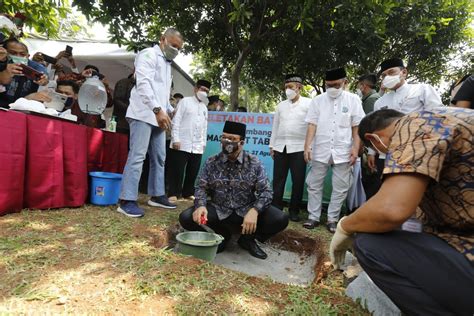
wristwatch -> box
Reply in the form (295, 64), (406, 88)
(152, 107), (162, 114)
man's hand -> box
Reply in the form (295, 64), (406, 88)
(25, 91), (52, 103)
(0, 47), (8, 61)
(192, 206), (208, 224)
(34, 74), (49, 86)
(304, 147), (312, 163)
(52, 63), (63, 72)
(349, 146), (358, 166)
(67, 54), (76, 68)
(367, 154), (376, 172)
(56, 50), (69, 60)
(156, 110), (171, 130)
(7, 63), (22, 76)
(329, 216), (354, 269)
(269, 148), (274, 159)
(82, 68), (94, 78)
(172, 142), (181, 150)
(242, 208), (258, 235)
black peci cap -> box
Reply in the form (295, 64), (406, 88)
(325, 67), (346, 81)
(380, 58), (405, 73)
(196, 79), (211, 89)
(223, 120), (246, 139)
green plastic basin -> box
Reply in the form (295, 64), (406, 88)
(176, 231), (224, 261)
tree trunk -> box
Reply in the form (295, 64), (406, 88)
(230, 47), (251, 111)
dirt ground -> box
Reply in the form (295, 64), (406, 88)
(0, 197), (368, 315)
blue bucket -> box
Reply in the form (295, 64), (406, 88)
(89, 172), (123, 205)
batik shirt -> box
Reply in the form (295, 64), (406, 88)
(194, 150), (273, 220)
(384, 107), (474, 262)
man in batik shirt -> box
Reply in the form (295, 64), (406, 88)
(179, 121), (289, 259)
(329, 107), (474, 315)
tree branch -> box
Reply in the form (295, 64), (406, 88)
(224, 0), (243, 51)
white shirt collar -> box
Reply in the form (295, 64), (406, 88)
(395, 82), (408, 93)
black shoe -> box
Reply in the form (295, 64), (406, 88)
(237, 236), (267, 259)
(217, 240), (227, 253)
(147, 195), (177, 209)
(326, 222), (337, 233)
(303, 219), (319, 229)
(289, 210), (301, 222)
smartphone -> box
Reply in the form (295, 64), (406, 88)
(19, 64), (43, 81)
(41, 53), (57, 65)
(65, 45), (73, 55)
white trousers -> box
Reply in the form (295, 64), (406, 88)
(306, 160), (352, 223)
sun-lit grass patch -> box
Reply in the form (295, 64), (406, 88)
(0, 198), (369, 315)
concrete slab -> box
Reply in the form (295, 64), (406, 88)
(213, 238), (317, 286)
(346, 271), (401, 316)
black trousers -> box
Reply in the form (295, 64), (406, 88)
(167, 149), (202, 197)
(354, 231), (474, 316)
(272, 149), (306, 213)
(362, 157), (384, 199)
(179, 204), (289, 243)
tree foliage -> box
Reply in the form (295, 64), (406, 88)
(0, 0), (71, 38)
(74, 0), (473, 111)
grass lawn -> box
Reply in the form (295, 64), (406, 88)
(0, 196), (368, 315)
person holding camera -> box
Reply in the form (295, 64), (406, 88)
(0, 47), (22, 86)
(0, 38), (49, 108)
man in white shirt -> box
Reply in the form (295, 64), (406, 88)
(367, 58), (443, 190)
(304, 67), (365, 232)
(269, 74), (311, 222)
(168, 79), (211, 203)
(117, 28), (183, 218)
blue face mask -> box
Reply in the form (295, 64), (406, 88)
(9, 55), (28, 65)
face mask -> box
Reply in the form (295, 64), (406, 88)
(10, 55), (28, 65)
(356, 88), (363, 98)
(196, 91), (208, 103)
(369, 134), (388, 155)
(327, 87), (343, 99)
(163, 40), (179, 61)
(65, 97), (74, 108)
(221, 138), (240, 155)
(382, 74), (401, 90)
(285, 88), (297, 100)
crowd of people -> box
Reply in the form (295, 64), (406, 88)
(0, 23), (472, 315)
(113, 28), (472, 316)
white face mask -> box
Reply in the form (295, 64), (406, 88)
(356, 88), (363, 98)
(285, 88), (297, 100)
(196, 91), (208, 103)
(369, 134), (388, 155)
(163, 39), (179, 61)
(382, 74), (401, 90)
(327, 87), (343, 99)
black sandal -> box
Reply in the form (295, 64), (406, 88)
(303, 219), (319, 229)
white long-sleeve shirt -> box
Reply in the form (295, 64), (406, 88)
(270, 96), (311, 153)
(170, 96), (208, 154)
(126, 45), (173, 126)
(369, 82), (443, 158)
(305, 91), (365, 164)
(374, 82), (442, 113)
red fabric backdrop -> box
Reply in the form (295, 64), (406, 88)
(0, 111), (128, 215)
